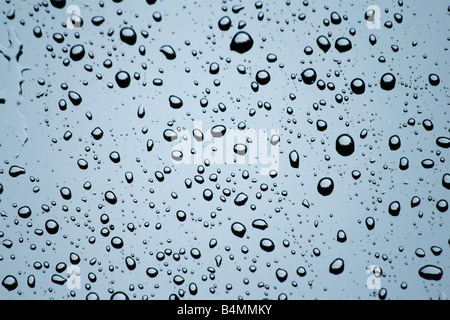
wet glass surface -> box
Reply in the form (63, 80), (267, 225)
(0, 0), (448, 300)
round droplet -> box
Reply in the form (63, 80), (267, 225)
(105, 191), (117, 205)
(436, 137), (450, 149)
(111, 291), (129, 300)
(389, 135), (401, 150)
(169, 95), (183, 109)
(111, 236), (123, 249)
(365, 217), (375, 230)
(336, 134), (355, 156)
(411, 196), (421, 208)
(256, 70), (271, 85)
(301, 68), (317, 85)
(171, 150), (183, 161)
(50, 0), (66, 9)
(77, 159), (88, 170)
(218, 16), (232, 31)
(316, 120), (327, 131)
(296, 267), (307, 277)
(176, 210), (186, 222)
(91, 16), (105, 26)
(60, 187), (72, 200)
(18, 206), (32, 219)
(209, 62), (220, 74)
(233, 144), (247, 155)
(231, 222), (246, 238)
(329, 258), (345, 275)
(436, 200), (448, 213)
(203, 189), (213, 201)
(2, 275), (18, 291)
(109, 151), (121, 163)
(428, 74), (440, 86)
(337, 230), (347, 243)
(335, 37), (352, 52)
(399, 157), (409, 170)
(252, 219), (268, 230)
(120, 27), (137, 45)
(45, 219), (59, 234)
(234, 192), (248, 206)
(330, 11), (342, 24)
(91, 127), (104, 140)
(230, 31), (254, 54)
(260, 238), (275, 252)
(421, 159), (434, 169)
(68, 91), (82, 106)
(163, 129), (178, 142)
(317, 177), (334, 196)
(211, 125), (227, 138)
(70, 44), (85, 61)
(388, 201), (401, 216)
(380, 73), (396, 90)
(275, 268), (288, 282)
(125, 256), (136, 270)
(316, 35), (331, 52)
(351, 78), (365, 94)
(146, 267), (159, 278)
(115, 71), (131, 88)
(443, 173), (450, 190)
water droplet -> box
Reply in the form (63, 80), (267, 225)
(428, 74), (440, 86)
(146, 267), (158, 278)
(218, 16), (232, 31)
(335, 37), (352, 53)
(275, 268), (288, 282)
(289, 150), (299, 168)
(18, 206), (32, 218)
(260, 238), (275, 252)
(60, 187), (72, 200)
(169, 95), (183, 109)
(2, 275), (18, 291)
(50, 0), (66, 9)
(336, 134), (355, 156)
(160, 45), (176, 60)
(388, 201), (401, 216)
(69, 44), (85, 61)
(301, 68), (317, 85)
(120, 27), (137, 45)
(380, 73), (396, 90)
(329, 258), (345, 275)
(389, 135), (401, 150)
(317, 177), (334, 196)
(230, 31), (254, 54)
(111, 236), (123, 249)
(163, 129), (178, 141)
(436, 137), (450, 149)
(110, 291), (129, 300)
(418, 265), (443, 281)
(231, 222), (246, 237)
(9, 165), (26, 177)
(350, 78), (365, 94)
(115, 71), (131, 88)
(256, 70), (271, 85)
(211, 125), (227, 138)
(105, 191), (117, 204)
(234, 192), (248, 206)
(316, 35), (331, 52)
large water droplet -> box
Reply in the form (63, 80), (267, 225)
(317, 177), (334, 196)
(230, 31), (254, 54)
